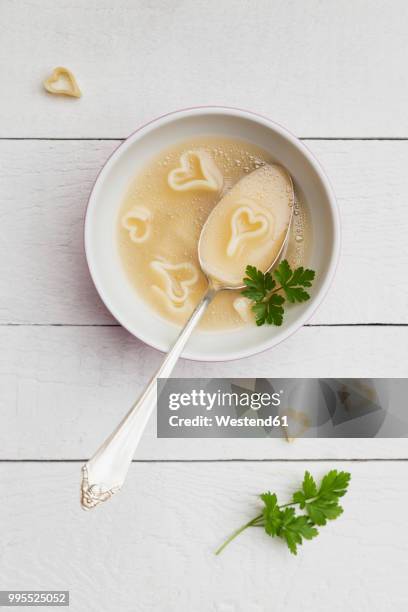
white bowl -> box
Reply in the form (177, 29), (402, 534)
(85, 107), (339, 361)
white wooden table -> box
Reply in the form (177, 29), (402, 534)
(1, 1), (408, 610)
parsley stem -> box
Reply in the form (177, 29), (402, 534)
(280, 497), (321, 508)
(260, 285), (284, 303)
(215, 514), (263, 555)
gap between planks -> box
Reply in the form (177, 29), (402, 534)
(1, 323), (407, 327)
(1, 458), (407, 463)
(2, 136), (408, 141)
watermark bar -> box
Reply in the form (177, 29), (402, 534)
(0, 592), (69, 607)
(157, 378), (408, 438)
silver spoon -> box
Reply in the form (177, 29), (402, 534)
(81, 165), (294, 509)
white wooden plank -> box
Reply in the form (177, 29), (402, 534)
(1, 461), (407, 611)
(1, 139), (407, 324)
(1, 1), (408, 138)
(1, 325), (407, 460)
(309, 139), (408, 324)
(0, 140), (117, 325)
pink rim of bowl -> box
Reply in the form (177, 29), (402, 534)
(85, 106), (340, 362)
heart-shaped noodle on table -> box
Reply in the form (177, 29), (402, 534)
(168, 150), (223, 192)
(43, 66), (82, 98)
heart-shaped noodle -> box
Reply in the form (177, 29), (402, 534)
(227, 202), (271, 257)
(281, 408), (311, 443)
(43, 67), (81, 98)
(150, 259), (198, 312)
(168, 150), (223, 192)
(122, 206), (152, 243)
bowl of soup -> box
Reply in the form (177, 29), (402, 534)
(85, 107), (339, 361)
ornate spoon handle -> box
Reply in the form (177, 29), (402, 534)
(81, 288), (216, 509)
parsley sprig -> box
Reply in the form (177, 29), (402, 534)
(241, 260), (316, 326)
(215, 470), (351, 556)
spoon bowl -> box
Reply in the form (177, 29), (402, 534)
(198, 163), (294, 291)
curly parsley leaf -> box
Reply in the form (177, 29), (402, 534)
(280, 511), (319, 555)
(274, 260), (315, 303)
(251, 294), (285, 326)
(260, 497), (319, 555)
(260, 492), (282, 536)
(292, 471), (318, 507)
(215, 470), (350, 556)
(319, 469), (351, 499)
(242, 265), (275, 302)
(241, 261), (316, 326)
(292, 470), (351, 526)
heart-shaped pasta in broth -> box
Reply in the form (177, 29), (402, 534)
(168, 150), (223, 192)
(121, 206), (152, 243)
(150, 260), (199, 312)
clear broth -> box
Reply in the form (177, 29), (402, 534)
(117, 136), (312, 330)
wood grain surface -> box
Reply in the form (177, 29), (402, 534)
(1, 462), (407, 612)
(1, 0), (408, 138)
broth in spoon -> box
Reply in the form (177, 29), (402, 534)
(199, 164), (294, 288)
